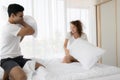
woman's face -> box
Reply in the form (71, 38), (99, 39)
(70, 23), (77, 33)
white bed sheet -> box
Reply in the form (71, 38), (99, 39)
(85, 74), (120, 80)
(36, 58), (120, 80)
(0, 58), (120, 80)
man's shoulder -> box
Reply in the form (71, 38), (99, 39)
(1, 22), (20, 33)
(5, 22), (21, 29)
(3, 22), (12, 27)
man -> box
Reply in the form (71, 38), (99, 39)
(0, 4), (44, 80)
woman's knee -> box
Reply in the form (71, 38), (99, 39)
(62, 56), (72, 63)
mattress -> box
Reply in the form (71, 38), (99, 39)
(0, 58), (120, 80)
(85, 74), (120, 80)
(37, 58), (120, 80)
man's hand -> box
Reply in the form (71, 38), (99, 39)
(17, 20), (35, 36)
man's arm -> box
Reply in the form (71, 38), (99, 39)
(17, 21), (35, 37)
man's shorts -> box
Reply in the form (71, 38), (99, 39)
(0, 56), (31, 73)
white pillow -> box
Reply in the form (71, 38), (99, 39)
(23, 15), (37, 37)
(69, 38), (105, 70)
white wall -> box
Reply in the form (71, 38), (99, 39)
(97, 0), (120, 66)
(117, 0), (120, 67)
(66, 0), (91, 8)
(100, 0), (117, 66)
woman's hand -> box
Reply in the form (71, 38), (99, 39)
(65, 48), (70, 56)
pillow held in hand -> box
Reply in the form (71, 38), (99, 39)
(23, 15), (37, 37)
(69, 38), (105, 70)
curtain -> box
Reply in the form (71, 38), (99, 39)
(22, 0), (66, 59)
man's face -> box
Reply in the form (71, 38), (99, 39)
(12, 12), (23, 24)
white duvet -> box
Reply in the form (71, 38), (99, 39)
(26, 59), (120, 80)
(0, 59), (120, 80)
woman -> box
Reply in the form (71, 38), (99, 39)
(62, 20), (88, 63)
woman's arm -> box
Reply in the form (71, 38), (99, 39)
(64, 39), (69, 56)
(63, 39), (79, 63)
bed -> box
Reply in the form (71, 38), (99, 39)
(0, 58), (120, 80)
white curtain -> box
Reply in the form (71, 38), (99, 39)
(22, 0), (66, 59)
(67, 8), (89, 40)
(0, 0), (94, 59)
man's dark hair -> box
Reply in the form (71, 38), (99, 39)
(7, 3), (24, 17)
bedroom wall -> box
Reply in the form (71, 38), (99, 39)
(117, 0), (120, 67)
(100, 0), (116, 66)
(66, 0), (90, 8)
(96, 0), (120, 67)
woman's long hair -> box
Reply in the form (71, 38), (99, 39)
(70, 20), (83, 37)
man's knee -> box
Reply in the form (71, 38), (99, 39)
(9, 66), (27, 80)
(16, 73), (27, 80)
(10, 72), (27, 80)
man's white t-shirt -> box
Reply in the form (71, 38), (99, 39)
(0, 22), (22, 59)
(66, 32), (88, 47)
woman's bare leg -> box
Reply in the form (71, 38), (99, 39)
(62, 55), (72, 63)
(62, 55), (79, 63)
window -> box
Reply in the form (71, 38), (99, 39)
(67, 8), (89, 38)
(0, 0), (94, 59)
